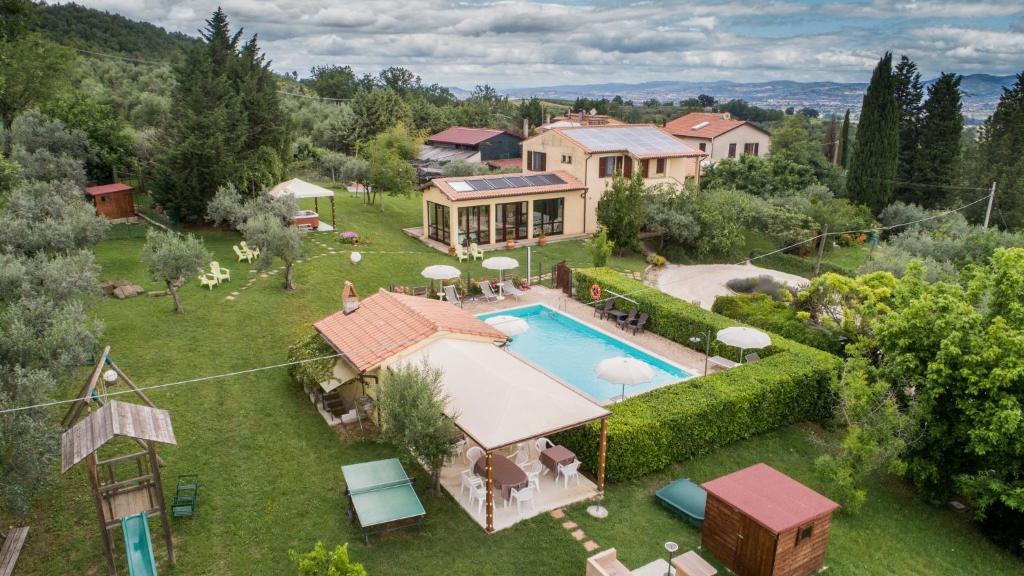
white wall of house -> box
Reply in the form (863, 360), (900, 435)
(677, 124), (771, 163)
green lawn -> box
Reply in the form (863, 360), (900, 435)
(15, 191), (1022, 575)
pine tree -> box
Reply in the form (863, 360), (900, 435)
(892, 56), (924, 201)
(911, 73), (963, 207)
(976, 72), (1024, 228)
(847, 52), (899, 213)
(838, 109), (851, 168)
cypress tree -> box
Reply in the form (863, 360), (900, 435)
(912, 73), (963, 207)
(848, 52), (899, 213)
(838, 109), (851, 168)
(976, 72), (1024, 228)
(893, 56), (923, 200)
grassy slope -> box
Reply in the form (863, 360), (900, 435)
(16, 191), (1021, 575)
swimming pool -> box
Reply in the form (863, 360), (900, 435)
(477, 304), (692, 403)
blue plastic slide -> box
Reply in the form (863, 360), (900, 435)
(120, 512), (158, 576)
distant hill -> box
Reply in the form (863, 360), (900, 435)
(499, 74), (1018, 120)
(35, 2), (199, 61)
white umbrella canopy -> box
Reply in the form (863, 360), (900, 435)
(716, 327), (771, 362)
(595, 356), (654, 402)
(421, 265), (462, 281)
(481, 256), (519, 296)
(484, 315), (529, 337)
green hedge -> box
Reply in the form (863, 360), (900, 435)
(712, 293), (845, 355)
(555, 268), (842, 481)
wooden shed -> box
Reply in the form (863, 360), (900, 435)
(701, 463), (839, 576)
(85, 183), (135, 221)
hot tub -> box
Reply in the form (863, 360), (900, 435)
(292, 210), (320, 230)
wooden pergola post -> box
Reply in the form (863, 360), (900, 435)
(597, 417), (608, 493)
(485, 451), (495, 533)
(87, 454), (117, 576)
(147, 441), (175, 565)
(330, 196), (336, 228)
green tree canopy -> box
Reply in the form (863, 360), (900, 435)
(892, 56), (924, 202)
(140, 229), (211, 313)
(240, 213), (305, 291)
(848, 52), (899, 213)
(597, 171), (645, 252)
(911, 73), (963, 207)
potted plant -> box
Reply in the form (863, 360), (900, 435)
(505, 232), (516, 250)
(538, 232), (548, 246)
(447, 245), (457, 257)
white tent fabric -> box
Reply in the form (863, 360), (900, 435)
(268, 178), (334, 199)
(393, 338), (608, 451)
(484, 315), (529, 337)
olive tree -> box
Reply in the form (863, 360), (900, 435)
(377, 360), (458, 491)
(0, 179), (108, 255)
(240, 213), (305, 291)
(140, 229), (211, 313)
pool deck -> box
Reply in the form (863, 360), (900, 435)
(461, 286), (709, 379)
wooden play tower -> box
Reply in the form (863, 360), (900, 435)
(60, 348), (177, 575)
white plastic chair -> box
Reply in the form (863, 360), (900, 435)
(506, 486), (535, 514)
(524, 461), (543, 493)
(466, 446), (484, 467)
(468, 482), (486, 516)
(557, 459), (583, 488)
(514, 444), (530, 466)
(535, 437), (554, 453)
(454, 438), (468, 462)
(460, 469), (483, 499)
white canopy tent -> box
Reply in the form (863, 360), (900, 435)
(393, 337), (611, 532)
(268, 178), (336, 228)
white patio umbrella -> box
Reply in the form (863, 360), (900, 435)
(596, 356), (654, 402)
(421, 265), (462, 297)
(484, 315), (529, 337)
(481, 256), (519, 296)
(715, 327), (771, 362)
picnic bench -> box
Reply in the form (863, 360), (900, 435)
(0, 526), (29, 576)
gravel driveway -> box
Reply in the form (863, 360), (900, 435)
(656, 263), (809, 309)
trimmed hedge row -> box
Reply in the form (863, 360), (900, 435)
(712, 293), (845, 355)
(554, 268), (842, 481)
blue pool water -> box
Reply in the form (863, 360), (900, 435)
(477, 304), (692, 403)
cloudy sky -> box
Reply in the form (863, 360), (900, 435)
(75, 0), (1024, 88)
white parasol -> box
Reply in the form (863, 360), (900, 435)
(596, 356), (654, 402)
(484, 315), (529, 337)
(421, 265), (461, 280)
(482, 256), (519, 296)
(716, 327), (771, 362)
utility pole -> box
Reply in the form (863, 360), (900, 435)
(813, 224), (828, 277)
(983, 181), (996, 229)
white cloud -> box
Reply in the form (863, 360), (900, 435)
(69, 0), (1024, 86)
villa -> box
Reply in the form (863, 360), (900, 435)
(664, 112), (771, 163)
(417, 127), (522, 167)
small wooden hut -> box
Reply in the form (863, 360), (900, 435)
(701, 463), (839, 576)
(61, 401), (177, 576)
(85, 183), (135, 221)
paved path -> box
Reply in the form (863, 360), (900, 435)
(656, 263), (808, 310)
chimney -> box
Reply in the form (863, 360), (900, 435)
(342, 281), (360, 314)
(523, 117), (529, 138)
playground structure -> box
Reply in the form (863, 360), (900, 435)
(60, 348), (177, 576)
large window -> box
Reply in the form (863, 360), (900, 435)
(598, 156), (633, 178)
(641, 158), (667, 177)
(427, 201), (449, 244)
(527, 151), (547, 171)
(743, 142), (760, 156)
(458, 205), (490, 246)
(533, 198), (564, 237)
(496, 201), (528, 241)
(728, 143), (737, 158)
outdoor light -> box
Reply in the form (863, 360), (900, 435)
(664, 541), (679, 576)
(350, 251), (362, 265)
(102, 369), (118, 383)
(690, 332), (711, 376)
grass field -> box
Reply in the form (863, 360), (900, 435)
(14, 189), (1022, 575)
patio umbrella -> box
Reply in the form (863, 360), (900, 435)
(595, 356), (653, 402)
(481, 256), (519, 296)
(421, 264), (462, 296)
(715, 327), (771, 362)
(484, 315), (529, 337)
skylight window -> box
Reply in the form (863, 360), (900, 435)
(692, 121), (711, 130)
(450, 181), (473, 192)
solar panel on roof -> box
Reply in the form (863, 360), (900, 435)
(523, 175), (547, 186)
(539, 174), (564, 185)
(506, 176), (529, 187)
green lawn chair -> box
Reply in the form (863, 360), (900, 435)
(172, 474), (200, 518)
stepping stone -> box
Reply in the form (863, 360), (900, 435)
(562, 521), (577, 530)
(260, 273), (269, 278)
(550, 509), (565, 519)
(249, 269), (257, 274)
(231, 291), (240, 296)
(225, 295), (235, 301)
(583, 541), (600, 552)
(571, 529), (586, 541)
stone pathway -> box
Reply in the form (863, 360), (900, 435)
(550, 508), (601, 554)
(221, 236), (340, 301)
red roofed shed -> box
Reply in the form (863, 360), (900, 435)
(701, 463), (839, 576)
(84, 183), (135, 221)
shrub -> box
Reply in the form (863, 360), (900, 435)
(288, 332), (336, 395)
(646, 253), (667, 267)
(557, 268), (842, 481)
(724, 275), (790, 300)
(588, 228), (614, 267)
(712, 294), (844, 355)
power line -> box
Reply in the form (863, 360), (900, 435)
(860, 177), (993, 192)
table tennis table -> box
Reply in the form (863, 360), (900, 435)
(342, 458), (426, 544)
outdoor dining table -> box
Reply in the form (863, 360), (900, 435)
(608, 309), (628, 323)
(540, 445), (577, 475)
(473, 453), (528, 501)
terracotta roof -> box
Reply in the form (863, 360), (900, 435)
(702, 463), (840, 534)
(542, 125), (704, 159)
(664, 112), (768, 139)
(427, 127), (516, 147)
(430, 170), (585, 202)
(485, 158), (523, 170)
(85, 183), (133, 196)
(313, 289), (507, 372)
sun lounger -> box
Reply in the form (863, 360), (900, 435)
(708, 356), (739, 370)
(478, 281), (500, 302)
(443, 285), (463, 307)
(500, 280), (525, 300)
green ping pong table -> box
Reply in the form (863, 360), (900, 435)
(342, 458), (426, 544)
